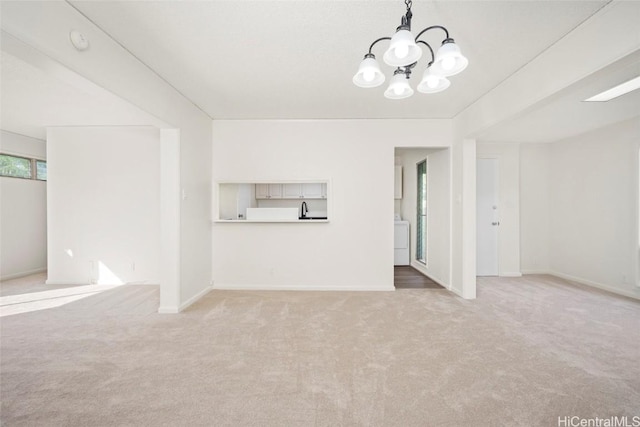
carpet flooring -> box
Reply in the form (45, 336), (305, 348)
(1, 274), (639, 426)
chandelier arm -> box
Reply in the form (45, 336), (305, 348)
(368, 37), (392, 55)
(414, 25), (450, 43)
(416, 41), (435, 65)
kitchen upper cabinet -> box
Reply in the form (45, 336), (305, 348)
(259, 183), (327, 199)
(218, 181), (329, 221)
(255, 184), (282, 199)
(283, 183), (303, 198)
(302, 183), (325, 199)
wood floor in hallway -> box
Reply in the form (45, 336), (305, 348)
(394, 266), (443, 289)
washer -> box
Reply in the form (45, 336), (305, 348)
(394, 220), (410, 266)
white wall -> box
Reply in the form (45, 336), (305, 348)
(46, 127), (160, 285)
(0, 131), (47, 279)
(0, 130), (46, 159)
(450, 2), (640, 300)
(447, 136), (477, 299)
(520, 143), (551, 273)
(212, 119), (453, 291)
(394, 157), (403, 215)
(547, 118), (640, 298)
(476, 142), (521, 276)
(2, 1), (212, 311)
(397, 148), (451, 287)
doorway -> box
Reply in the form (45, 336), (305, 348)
(477, 158), (499, 276)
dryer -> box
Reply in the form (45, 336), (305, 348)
(394, 220), (410, 266)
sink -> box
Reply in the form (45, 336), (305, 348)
(300, 210), (327, 220)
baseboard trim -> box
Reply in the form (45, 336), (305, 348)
(45, 280), (158, 286)
(526, 271), (640, 301)
(448, 285), (476, 299)
(45, 280), (89, 286)
(409, 261), (451, 290)
(1, 268), (47, 281)
(520, 270), (548, 275)
(212, 284), (395, 292)
(499, 272), (523, 278)
(157, 286), (213, 314)
(179, 286), (213, 311)
(449, 286), (463, 298)
(125, 281), (158, 286)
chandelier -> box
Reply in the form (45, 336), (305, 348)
(353, 0), (468, 99)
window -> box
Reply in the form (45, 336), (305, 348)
(0, 153), (46, 181)
(36, 160), (47, 181)
(0, 154), (32, 179)
(416, 159), (427, 264)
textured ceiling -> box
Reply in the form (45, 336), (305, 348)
(70, 0), (609, 120)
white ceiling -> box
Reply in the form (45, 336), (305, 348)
(70, 0), (610, 120)
(3, 0), (636, 145)
(478, 49), (640, 143)
(0, 49), (166, 140)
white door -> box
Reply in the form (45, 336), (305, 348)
(477, 158), (499, 276)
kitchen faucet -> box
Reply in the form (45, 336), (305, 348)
(301, 201), (308, 218)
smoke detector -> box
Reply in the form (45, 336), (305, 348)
(69, 30), (90, 51)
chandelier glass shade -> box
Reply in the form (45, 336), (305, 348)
(384, 71), (415, 99)
(431, 39), (469, 76)
(353, 0), (468, 100)
(417, 68), (450, 94)
(383, 29), (422, 67)
(352, 54), (386, 88)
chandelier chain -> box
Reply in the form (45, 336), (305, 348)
(405, 0), (412, 12)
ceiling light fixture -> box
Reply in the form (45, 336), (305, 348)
(353, 0), (468, 99)
(583, 76), (640, 102)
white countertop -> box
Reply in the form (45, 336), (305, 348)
(213, 219), (329, 223)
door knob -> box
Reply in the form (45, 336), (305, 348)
(492, 222), (500, 226)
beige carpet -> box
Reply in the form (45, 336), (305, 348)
(1, 274), (639, 426)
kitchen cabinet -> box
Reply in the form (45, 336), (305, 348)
(255, 184), (282, 199)
(283, 183), (303, 198)
(217, 181), (329, 221)
(303, 183), (325, 199)
(263, 183), (327, 199)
